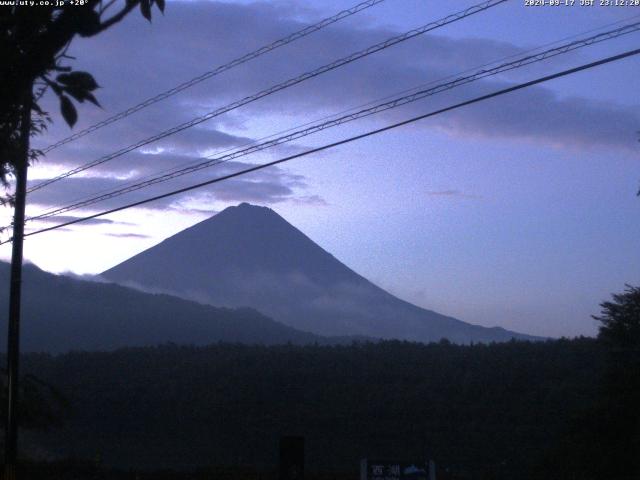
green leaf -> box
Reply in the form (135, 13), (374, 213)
(155, 0), (165, 13)
(56, 71), (99, 91)
(60, 95), (77, 128)
(140, 0), (152, 21)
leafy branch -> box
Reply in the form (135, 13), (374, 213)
(0, 0), (165, 189)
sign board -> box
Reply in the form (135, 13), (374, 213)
(360, 459), (432, 480)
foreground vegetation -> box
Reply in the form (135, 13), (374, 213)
(2, 286), (638, 479)
(7, 337), (623, 479)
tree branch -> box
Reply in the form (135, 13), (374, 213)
(99, 0), (118, 16)
(94, 1), (139, 34)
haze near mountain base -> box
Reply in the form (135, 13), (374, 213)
(0, 262), (339, 353)
(103, 203), (536, 343)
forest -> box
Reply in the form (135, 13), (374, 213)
(4, 334), (637, 480)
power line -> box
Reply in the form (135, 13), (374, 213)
(39, 0), (388, 154)
(25, 20), (640, 222)
(4, 46), (637, 244)
(30, 10), (640, 215)
(27, 0), (507, 194)
(31, 0), (504, 192)
(41, 11), (639, 215)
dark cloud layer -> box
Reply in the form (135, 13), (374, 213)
(26, 161), (310, 213)
(33, 216), (119, 225)
(104, 232), (152, 239)
(28, 0), (639, 213)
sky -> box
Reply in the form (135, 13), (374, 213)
(1, 0), (639, 338)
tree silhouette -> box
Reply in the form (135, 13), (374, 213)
(1, 2), (165, 474)
(0, 369), (69, 431)
(593, 284), (640, 349)
(0, 0), (165, 190)
(591, 285), (640, 479)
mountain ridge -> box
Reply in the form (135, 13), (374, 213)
(0, 261), (360, 353)
(102, 203), (539, 343)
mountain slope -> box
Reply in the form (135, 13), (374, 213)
(102, 203), (537, 343)
(0, 262), (337, 353)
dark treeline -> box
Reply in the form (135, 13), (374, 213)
(10, 337), (629, 479)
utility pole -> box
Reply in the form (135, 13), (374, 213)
(4, 88), (32, 480)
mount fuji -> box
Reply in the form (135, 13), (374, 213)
(102, 203), (537, 343)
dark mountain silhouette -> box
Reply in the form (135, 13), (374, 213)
(0, 262), (347, 353)
(102, 203), (538, 343)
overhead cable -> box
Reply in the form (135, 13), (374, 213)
(39, 0), (389, 154)
(25, 20), (640, 221)
(3, 46), (636, 244)
(27, 0), (507, 193)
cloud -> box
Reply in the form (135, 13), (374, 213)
(32, 215), (122, 225)
(426, 190), (480, 199)
(430, 81), (640, 151)
(25, 160), (309, 213)
(26, 0), (639, 214)
(38, 127), (256, 173)
(289, 194), (328, 206)
(104, 232), (151, 239)
(57, 272), (113, 283)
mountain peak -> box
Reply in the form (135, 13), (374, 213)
(237, 202), (263, 209)
(232, 202), (267, 211)
(103, 202), (350, 289)
(102, 205), (537, 343)
(213, 203), (279, 222)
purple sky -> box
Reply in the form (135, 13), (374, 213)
(1, 0), (639, 337)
